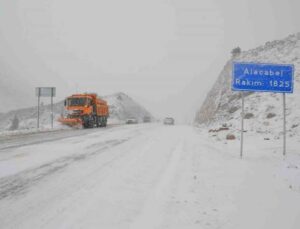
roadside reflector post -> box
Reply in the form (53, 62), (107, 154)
(240, 92), (245, 159)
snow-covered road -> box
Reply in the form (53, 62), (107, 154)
(0, 124), (120, 151)
(0, 124), (299, 229)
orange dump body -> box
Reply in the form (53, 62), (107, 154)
(59, 93), (109, 128)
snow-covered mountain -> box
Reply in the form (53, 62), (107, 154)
(0, 92), (153, 131)
(195, 33), (300, 138)
(104, 92), (153, 123)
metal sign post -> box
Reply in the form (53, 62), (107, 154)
(232, 62), (294, 158)
(240, 92), (245, 159)
(37, 88), (40, 129)
(35, 87), (56, 129)
(283, 93), (286, 156)
(51, 89), (54, 129)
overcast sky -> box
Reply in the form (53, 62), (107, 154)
(0, 0), (299, 121)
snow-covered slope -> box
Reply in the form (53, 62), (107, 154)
(195, 33), (300, 138)
(0, 101), (64, 131)
(104, 92), (153, 123)
(0, 92), (153, 131)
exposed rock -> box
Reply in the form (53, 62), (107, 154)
(244, 113), (254, 119)
(226, 134), (236, 140)
(228, 106), (239, 114)
(266, 113), (276, 119)
(209, 127), (229, 133)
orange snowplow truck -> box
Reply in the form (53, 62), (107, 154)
(59, 93), (109, 128)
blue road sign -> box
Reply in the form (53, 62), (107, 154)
(232, 62), (294, 93)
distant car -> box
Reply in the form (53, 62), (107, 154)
(126, 118), (138, 124)
(143, 116), (151, 123)
(163, 117), (175, 125)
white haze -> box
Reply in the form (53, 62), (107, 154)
(0, 0), (299, 122)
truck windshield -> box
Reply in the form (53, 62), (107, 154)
(67, 98), (87, 106)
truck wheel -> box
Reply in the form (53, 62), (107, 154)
(95, 117), (99, 128)
(96, 116), (102, 127)
(82, 115), (94, 128)
(102, 117), (107, 127)
(82, 116), (89, 129)
(97, 117), (101, 127)
(89, 117), (95, 128)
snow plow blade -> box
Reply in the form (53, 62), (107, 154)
(58, 117), (82, 127)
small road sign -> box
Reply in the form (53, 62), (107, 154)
(232, 62), (294, 93)
(35, 87), (56, 97)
